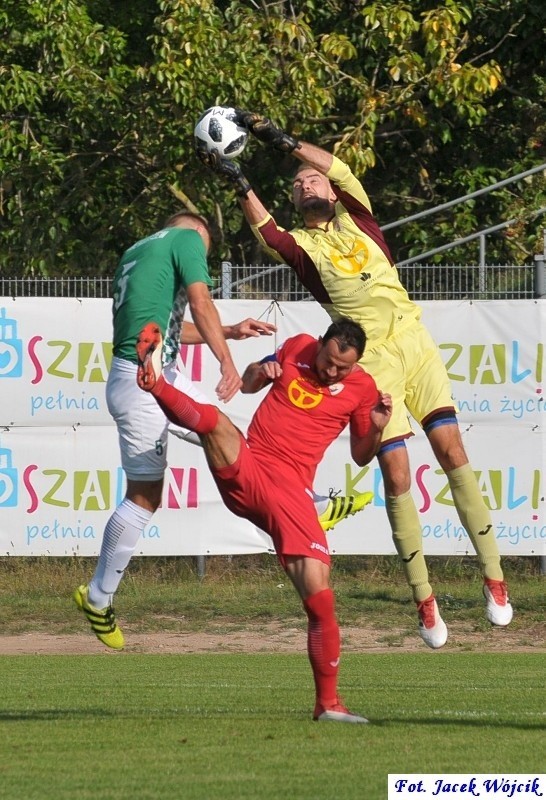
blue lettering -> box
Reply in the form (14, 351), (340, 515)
(26, 519), (96, 545)
(30, 391), (101, 417)
(507, 467), (527, 510)
(511, 340), (532, 383)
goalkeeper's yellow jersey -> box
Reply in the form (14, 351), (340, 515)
(251, 156), (421, 349)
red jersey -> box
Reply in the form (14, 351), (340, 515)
(246, 333), (380, 488)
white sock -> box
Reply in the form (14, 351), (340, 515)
(87, 499), (153, 609)
(312, 491), (329, 515)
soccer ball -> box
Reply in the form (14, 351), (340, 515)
(194, 106), (248, 160)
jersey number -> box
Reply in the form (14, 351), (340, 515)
(112, 260), (138, 311)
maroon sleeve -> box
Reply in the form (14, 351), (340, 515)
(258, 219), (332, 304)
(332, 185), (395, 266)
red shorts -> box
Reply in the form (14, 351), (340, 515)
(211, 433), (330, 567)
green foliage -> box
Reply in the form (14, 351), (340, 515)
(0, 0), (545, 274)
(0, 0), (142, 275)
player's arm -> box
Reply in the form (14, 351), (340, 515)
(186, 282), (242, 402)
(241, 355), (282, 394)
(232, 109), (372, 212)
(194, 145), (269, 226)
(195, 155), (306, 270)
(181, 317), (276, 344)
(232, 109), (333, 174)
(350, 392), (393, 466)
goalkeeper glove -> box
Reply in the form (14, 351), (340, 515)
(233, 109), (300, 154)
(196, 147), (252, 198)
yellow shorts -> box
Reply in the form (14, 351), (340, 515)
(361, 321), (457, 443)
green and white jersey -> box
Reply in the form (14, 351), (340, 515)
(111, 227), (213, 365)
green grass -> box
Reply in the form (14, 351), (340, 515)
(0, 554), (544, 637)
(1, 557), (545, 798)
(1, 653), (544, 800)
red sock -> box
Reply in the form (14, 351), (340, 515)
(303, 589), (340, 707)
(153, 379), (219, 435)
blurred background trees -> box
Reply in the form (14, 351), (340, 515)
(1, 0), (545, 275)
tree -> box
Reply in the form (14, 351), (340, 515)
(1, 0), (544, 276)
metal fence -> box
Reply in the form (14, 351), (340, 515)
(0, 262), (539, 301)
(0, 276), (113, 299)
(215, 262), (538, 301)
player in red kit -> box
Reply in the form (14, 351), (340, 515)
(137, 316), (392, 723)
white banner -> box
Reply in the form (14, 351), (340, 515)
(0, 297), (544, 556)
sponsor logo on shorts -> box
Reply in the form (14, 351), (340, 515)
(310, 541), (329, 556)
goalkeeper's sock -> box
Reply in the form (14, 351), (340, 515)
(304, 589), (340, 707)
(386, 491), (432, 603)
(447, 464), (504, 581)
(153, 380), (219, 435)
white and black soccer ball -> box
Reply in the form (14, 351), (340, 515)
(194, 106), (248, 160)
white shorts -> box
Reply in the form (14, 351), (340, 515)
(106, 357), (211, 481)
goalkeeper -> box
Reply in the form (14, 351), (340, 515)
(197, 110), (513, 649)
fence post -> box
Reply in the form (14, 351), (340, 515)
(534, 253), (546, 298)
(196, 555), (206, 579)
(534, 230), (546, 298)
(479, 234), (486, 294)
(221, 261), (232, 299)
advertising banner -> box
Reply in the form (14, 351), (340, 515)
(0, 297), (544, 556)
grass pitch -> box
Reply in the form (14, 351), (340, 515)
(1, 652), (544, 800)
(1, 556), (544, 799)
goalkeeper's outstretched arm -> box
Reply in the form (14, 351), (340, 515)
(290, 140), (333, 176)
(233, 108), (334, 176)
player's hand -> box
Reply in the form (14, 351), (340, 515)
(197, 147), (252, 198)
(232, 108), (300, 154)
(195, 143), (222, 170)
(371, 392), (393, 431)
(216, 159), (252, 198)
(227, 318), (277, 340)
(260, 360), (282, 382)
(215, 360), (243, 403)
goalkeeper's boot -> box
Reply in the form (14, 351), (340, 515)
(318, 490), (374, 532)
(417, 595), (448, 649)
(483, 579), (513, 626)
(136, 323), (164, 392)
(73, 585), (124, 650)
(313, 697), (369, 724)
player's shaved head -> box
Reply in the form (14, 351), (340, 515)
(164, 210), (210, 230)
(164, 211), (212, 252)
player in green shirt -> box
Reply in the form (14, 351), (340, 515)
(74, 211), (370, 649)
(74, 211), (275, 647)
